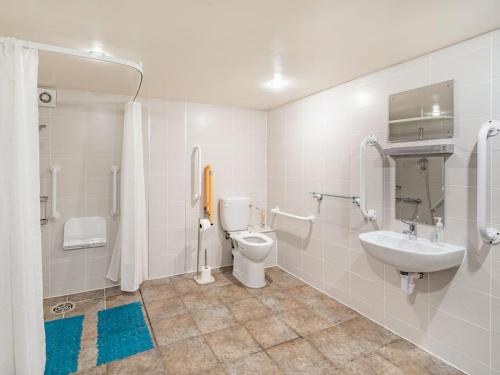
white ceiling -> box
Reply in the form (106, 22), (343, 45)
(1, 0), (500, 109)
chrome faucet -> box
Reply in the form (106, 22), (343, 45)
(402, 220), (418, 240)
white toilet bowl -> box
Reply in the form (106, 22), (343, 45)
(230, 231), (273, 288)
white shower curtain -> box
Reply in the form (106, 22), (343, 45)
(0, 39), (46, 374)
(107, 101), (148, 291)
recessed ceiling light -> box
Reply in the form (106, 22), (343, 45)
(266, 73), (289, 90)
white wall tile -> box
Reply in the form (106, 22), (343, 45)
(269, 32), (500, 374)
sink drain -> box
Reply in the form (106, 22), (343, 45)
(52, 302), (75, 314)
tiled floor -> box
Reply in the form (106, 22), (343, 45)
(43, 267), (464, 375)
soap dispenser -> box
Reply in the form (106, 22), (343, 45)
(433, 217), (443, 244)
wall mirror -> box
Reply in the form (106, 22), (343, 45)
(395, 156), (445, 226)
(388, 80), (454, 142)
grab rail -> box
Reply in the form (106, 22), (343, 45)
(110, 166), (119, 216)
(271, 207), (315, 222)
(477, 120), (500, 245)
(309, 192), (360, 205)
(192, 144), (202, 202)
(50, 165), (61, 220)
(359, 135), (378, 221)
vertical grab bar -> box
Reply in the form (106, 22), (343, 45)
(111, 166), (119, 216)
(192, 144), (202, 202)
(359, 135), (378, 221)
(477, 120), (500, 245)
(50, 165), (61, 220)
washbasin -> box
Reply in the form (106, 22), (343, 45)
(359, 230), (465, 273)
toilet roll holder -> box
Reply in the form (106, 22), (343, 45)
(194, 218), (215, 285)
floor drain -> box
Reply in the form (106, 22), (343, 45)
(52, 302), (75, 314)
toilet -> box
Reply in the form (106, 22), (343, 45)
(220, 196), (273, 288)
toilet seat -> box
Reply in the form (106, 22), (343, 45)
(230, 231), (273, 248)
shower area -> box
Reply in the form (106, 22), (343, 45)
(35, 47), (147, 298)
(39, 89), (125, 296)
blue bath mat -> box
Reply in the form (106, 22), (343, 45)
(96, 302), (153, 365)
(44, 315), (84, 375)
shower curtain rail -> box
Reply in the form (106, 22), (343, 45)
(0, 37), (144, 100)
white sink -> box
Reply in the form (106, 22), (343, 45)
(359, 230), (465, 273)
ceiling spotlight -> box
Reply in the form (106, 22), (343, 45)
(266, 73), (289, 90)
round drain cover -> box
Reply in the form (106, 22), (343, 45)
(52, 302), (75, 314)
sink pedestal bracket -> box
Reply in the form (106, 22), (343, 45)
(400, 272), (424, 295)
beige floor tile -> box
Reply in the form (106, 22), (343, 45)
(266, 338), (334, 375)
(44, 295), (68, 306)
(77, 338), (99, 372)
(104, 286), (122, 298)
(205, 284), (252, 304)
(227, 297), (272, 322)
(244, 281), (284, 297)
(211, 271), (238, 288)
(69, 289), (104, 302)
(65, 298), (104, 318)
(288, 285), (326, 305)
(203, 365), (228, 375)
(339, 316), (399, 349)
(105, 292), (141, 308)
(80, 313), (98, 342)
(265, 267), (289, 281)
(144, 296), (187, 322)
(152, 313), (201, 346)
(191, 305), (237, 334)
(306, 325), (370, 366)
(171, 278), (201, 295)
(378, 339), (459, 375)
(72, 365), (106, 374)
(305, 296), (359, 324)
(331, 353), (405, 375)
(181, 291), (222, 311)
(258, 290), (305, 313)
(160, 336), (219, 375)
(278, 307), (332, 336)
(107, 349), (165, 374)
(204, 326), (261, 362)
(141, 283), (178, 304)
(244, 315), (299, 349)
(273, 273), (305, 289)
(141, 277), (172, 288)
(224, 351), (284, 375)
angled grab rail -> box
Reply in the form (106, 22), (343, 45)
(271, 207), (315, 222)
(359, 135), (378, 221)
(477, 120), (500, 245)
